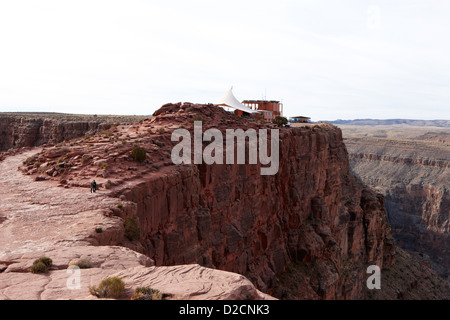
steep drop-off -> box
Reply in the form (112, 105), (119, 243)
(98, 104), (396, 299)
(343, 134), (449, 281)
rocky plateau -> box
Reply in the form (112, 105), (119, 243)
(0, 108), (448, 300)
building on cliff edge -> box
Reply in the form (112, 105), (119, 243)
(289, 116), (311, 123)
(214, 87), (283, 121)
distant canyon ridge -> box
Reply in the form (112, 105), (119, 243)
(331, 119), (450, 128)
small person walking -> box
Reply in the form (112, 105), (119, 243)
(90, 180), (97, 193)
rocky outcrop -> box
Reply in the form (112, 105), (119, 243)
(0, 245), (271, 300)
(101, 104), (397, 299)
(344, 136), (450, 281)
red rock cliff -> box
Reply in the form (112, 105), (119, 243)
(110, 104), (395, 299)
(0, 116), (102, 151)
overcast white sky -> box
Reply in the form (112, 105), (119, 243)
(0, 0), (449, 121)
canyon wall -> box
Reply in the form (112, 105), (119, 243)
(108, 110), (395, 299)
(0, 116), (101, 151)
(0, 113), (149, 152)
(344, 136), (449, 281)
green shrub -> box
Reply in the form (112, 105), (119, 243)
(81, 155), (90, 164)
(117, 203), (123, 209)
(30, 257), (52, 273)
(272, 116), (288, 127)
(30, 261), (48, 273)
(60, 147), (71, 154)
(131, 146), (146, 163)
(36, 257), (52, 267)
(124, 217), (140, 241)
(131, 287), (162, 300)
(70, 257), (93, 269)
(89, 277), (125, 299)
(190, 115), (203, 123)
(95, 227), (103, 233)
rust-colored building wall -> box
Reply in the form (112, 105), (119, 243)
(258, 110), (276, 121)
(260, 102), (278, 112)
(242, 100), (283, 121)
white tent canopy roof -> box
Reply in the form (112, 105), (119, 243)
(214, 87), (257, 114)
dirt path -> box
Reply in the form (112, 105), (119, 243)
(0, 149), (121, 256)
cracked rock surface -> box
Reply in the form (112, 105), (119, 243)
(0, 149), (273, 300)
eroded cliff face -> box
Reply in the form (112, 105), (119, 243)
(0, 116), (101, 151)
(345, 136), (450, 281)
(105, 105), (396, 299)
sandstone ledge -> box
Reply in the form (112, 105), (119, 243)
(0, 245), (273, 300)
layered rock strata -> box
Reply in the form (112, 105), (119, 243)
(0, 116), (100, 151)
(345, 136), (449, 281)
(106, 104), (396, 299)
